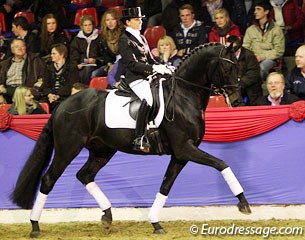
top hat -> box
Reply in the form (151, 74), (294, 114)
(121, 7), (145, 20)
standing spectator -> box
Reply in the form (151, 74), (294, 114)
(39, 13), (69, 62)
(41, 43), (78, 112)
(152, 35), (182, 67)
(208, 8), (242, 45)
(118, 7), (172, 152)
(7, 86), (46, 115)
(256, 72), (300, 105)
(91, 9), (124, 78)
(270, 0), (305, 51)
(69, 15), (102, 85)
(11, 16), (40, 54)
(285, 45), (305, 100)
(243, 0), (285, 82)
(0, 38), (45, 103)
(171, 4), (207, 57)
(227, 35), (262, 105)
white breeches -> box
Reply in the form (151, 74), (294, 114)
(129, 79), (153, 106)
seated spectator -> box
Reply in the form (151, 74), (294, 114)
(243, 0), (285, 82)
(39, 13), (69, 62)
(227, 35), (262, 105)
(201, 0), (227, 28)
(208, 8), (242, 45)
(0, 20), (9, 60)
(285, 45), (305, 100)
(41, 43), (78, 112)
(91, 9), (124, 79)
(270, 0), (304, 51)
(171, 4), (207, 57)
(152, 35), (182, 67)
(7, 86), (46, 115)
(71, 82), (85, 95)
(69, 15), (102, 85)
(256, 72), (300, 105)
(162, 0), (203, 36)
(11, 16), (40, 54)
(0, 38), (46, 103)
(0, 0), (16, 31)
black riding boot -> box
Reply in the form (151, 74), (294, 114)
(133, 100), (151, 152)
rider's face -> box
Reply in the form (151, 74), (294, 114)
(126, 18), (142, 31)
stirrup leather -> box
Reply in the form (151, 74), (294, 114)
(133, 135), (151, 152)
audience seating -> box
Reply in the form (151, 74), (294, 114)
(14, 11), (35, 24)
(109, 5), (124, 16)
(144, 25), (166, 49)
(0, 103), (50, 114)
(207, 95), (229, 108)
(270, 58), (283, 72)
(0, 12), (6, 32)
(69, 0), (94, 11)
(74, 7), (98, 26)
(89, 77), (109, 90)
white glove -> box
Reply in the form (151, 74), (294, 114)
(153, 64), (173, 75)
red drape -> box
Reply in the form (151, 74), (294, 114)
(1, 102), (305, 142)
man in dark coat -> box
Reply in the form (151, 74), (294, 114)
(227, 35), (262, 105)
(256, 72), (300, 105)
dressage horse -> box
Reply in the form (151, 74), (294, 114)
(11, 43), (251, 237)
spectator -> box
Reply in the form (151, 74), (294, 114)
(41, 43), (78, 112)
(0, 20), (9, 60)
(69, 15), (102, 85)
(227, 35), (262, 105)
(0, 38), (45, 103)
(243, 0), (285, 82)
(7, 86), (46, 115)
(285, 45), (305, 100)
(0, 0), (16, 32)
(118, 7), (172, 152)
(152, 35), (182, 67)
(39, 13), (69, 62)
(256, 72), (300, 105)
(91, 9), (124, 78)
(11, 16), (40, 54)
(208, 8), (242, 45)
(270, 0), (304, 51)
(171, 4), (208, 57)
(161, 0), (203, 36)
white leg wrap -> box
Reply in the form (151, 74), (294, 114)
(221, 167), (244, 196)
(148, 192), (168, 223)
(30, 192), (48, 221)
(85, 182), (111, 210)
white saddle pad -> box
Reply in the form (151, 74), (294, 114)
(105, 78), (166, 129)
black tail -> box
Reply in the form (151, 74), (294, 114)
(10, 116), (54, 209)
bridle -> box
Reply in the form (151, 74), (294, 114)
(164, 46), (241, 121)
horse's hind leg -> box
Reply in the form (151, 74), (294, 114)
(29, 143), (84, 238)
(180, 141), (251, 214)
(149, 156), (187, 234)
(76, 147), (116, 230)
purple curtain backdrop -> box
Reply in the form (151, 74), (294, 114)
(1, 119), (305, 209)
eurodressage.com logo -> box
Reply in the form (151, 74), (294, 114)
(189, 223), (304, 238)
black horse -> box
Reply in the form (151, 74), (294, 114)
(11, 43), (250, 238)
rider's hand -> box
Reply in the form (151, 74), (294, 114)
(153, 64), (173, 75)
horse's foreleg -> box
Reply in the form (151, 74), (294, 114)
(180, 141), (251, 214)
(149, 157), (187, 234)
(77, 149), (116, 229)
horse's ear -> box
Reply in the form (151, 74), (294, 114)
(226, 42), (234, 53)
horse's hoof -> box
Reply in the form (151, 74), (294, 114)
(30, 230), (40, 238)
(101, 215), (112, 230)
(238, 202), (252, 215)
(153, 228), (166, 234)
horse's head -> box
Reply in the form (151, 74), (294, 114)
(173, 43), (243, 108)
(212, 43), (243, 107)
